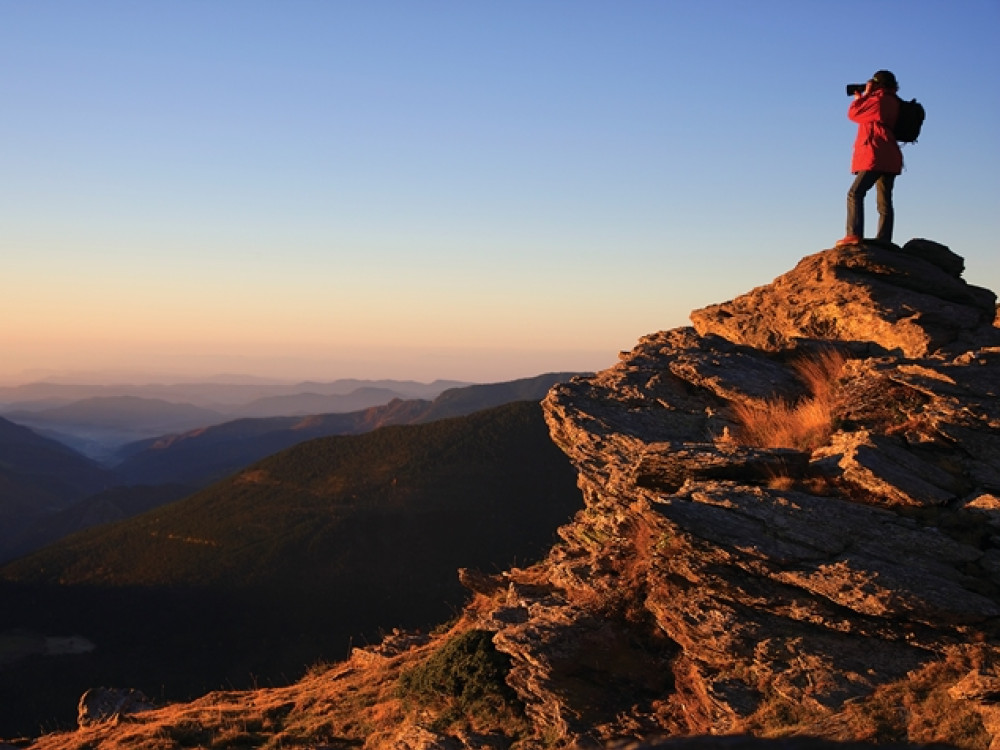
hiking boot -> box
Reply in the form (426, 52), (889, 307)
(834, 235), (861, 247)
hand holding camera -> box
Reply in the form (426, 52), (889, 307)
(846, 81), (877, 97)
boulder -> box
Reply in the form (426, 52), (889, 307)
(690, 241), (999, 357)
(518, 240), (1000, 743)
(77, 687), (156, 727)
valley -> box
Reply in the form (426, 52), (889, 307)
(0, 375), (585, 737)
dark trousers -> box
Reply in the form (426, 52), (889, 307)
(846, 171), (896, 242)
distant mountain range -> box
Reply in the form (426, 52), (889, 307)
(0, 377), (468, 411)
(0, 400), (584, 736)
(3, 396), (227, 460)
(113, 373), (582, 488)
(229, 385), (412, 418)
(0, 372), (583, 564)
(0, 379), (471, 460)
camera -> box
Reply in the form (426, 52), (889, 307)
(846, 83), (867, 96)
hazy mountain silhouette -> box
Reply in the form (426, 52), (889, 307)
(113, 372), (581, 489)
(3, 396), (227, 461)
(0, 378), (467, 411)
(0, 401), (583, 736)
(0, 380), (469, 461)
(5, 395), (225, 428)
(230, 386), (411, 418)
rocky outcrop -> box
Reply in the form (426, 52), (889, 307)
(76, 687), (156, 726)
(468, 239), (1000, 747)
(690, 239), (1000, 358)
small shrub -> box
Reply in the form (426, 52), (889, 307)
(396, 629), (525, 732)
(733, 398), (836, 451)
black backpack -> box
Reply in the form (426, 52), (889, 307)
(894, 96), (925, 143)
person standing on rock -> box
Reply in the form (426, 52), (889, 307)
(836, 70), (903, 248)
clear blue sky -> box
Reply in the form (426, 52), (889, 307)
(2, 0), (998, 384)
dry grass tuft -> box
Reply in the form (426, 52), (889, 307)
(792, 349), (847, 404)
(395, 628), (526, 735)
(732, 350), (847, 452)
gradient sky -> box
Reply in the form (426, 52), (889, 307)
(3, 1), (998, 385)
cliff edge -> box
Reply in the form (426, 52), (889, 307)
(20, 239), (1000, 749)
(525, 238), (1000, 744)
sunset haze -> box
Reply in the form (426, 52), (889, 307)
(3, 0), (998, 384)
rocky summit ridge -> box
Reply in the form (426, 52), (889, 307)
(18, 239), (1000, 749)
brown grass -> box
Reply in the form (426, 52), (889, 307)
(732, 350), (847, 452)
(835, 648), (992, 748)
(740, 645), (993, 748)
(26, 615), (517, 750)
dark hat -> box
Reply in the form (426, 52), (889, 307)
(871, 70), (898, 89)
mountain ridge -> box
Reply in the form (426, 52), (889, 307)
(112, 372), (582, 488)
(0, 378), (468, 410)
(0, 379), (470, 460)
(0, 373), (582, 563)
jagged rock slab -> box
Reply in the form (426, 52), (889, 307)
(499, 240), (1000, 744)
(690, 240), (999, 357)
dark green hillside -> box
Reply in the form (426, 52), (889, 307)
(0, 401), (583, 736)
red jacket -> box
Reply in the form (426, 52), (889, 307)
(848, 88), (903, 174)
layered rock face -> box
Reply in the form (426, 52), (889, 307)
(470, 240), (1000, 746)
(690, 239), (998, 358)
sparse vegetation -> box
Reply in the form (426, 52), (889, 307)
(837, 649), (991, 748)
(732, 350), (847, 451)
(395, 629), (527, 734)
(741, 647), (992, 748)
(166, 719), (216, 747)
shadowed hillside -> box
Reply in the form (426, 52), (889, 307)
(0, 401), (583, 737)
(0, 418), (113, 555)
(4, 484), (192, 563)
